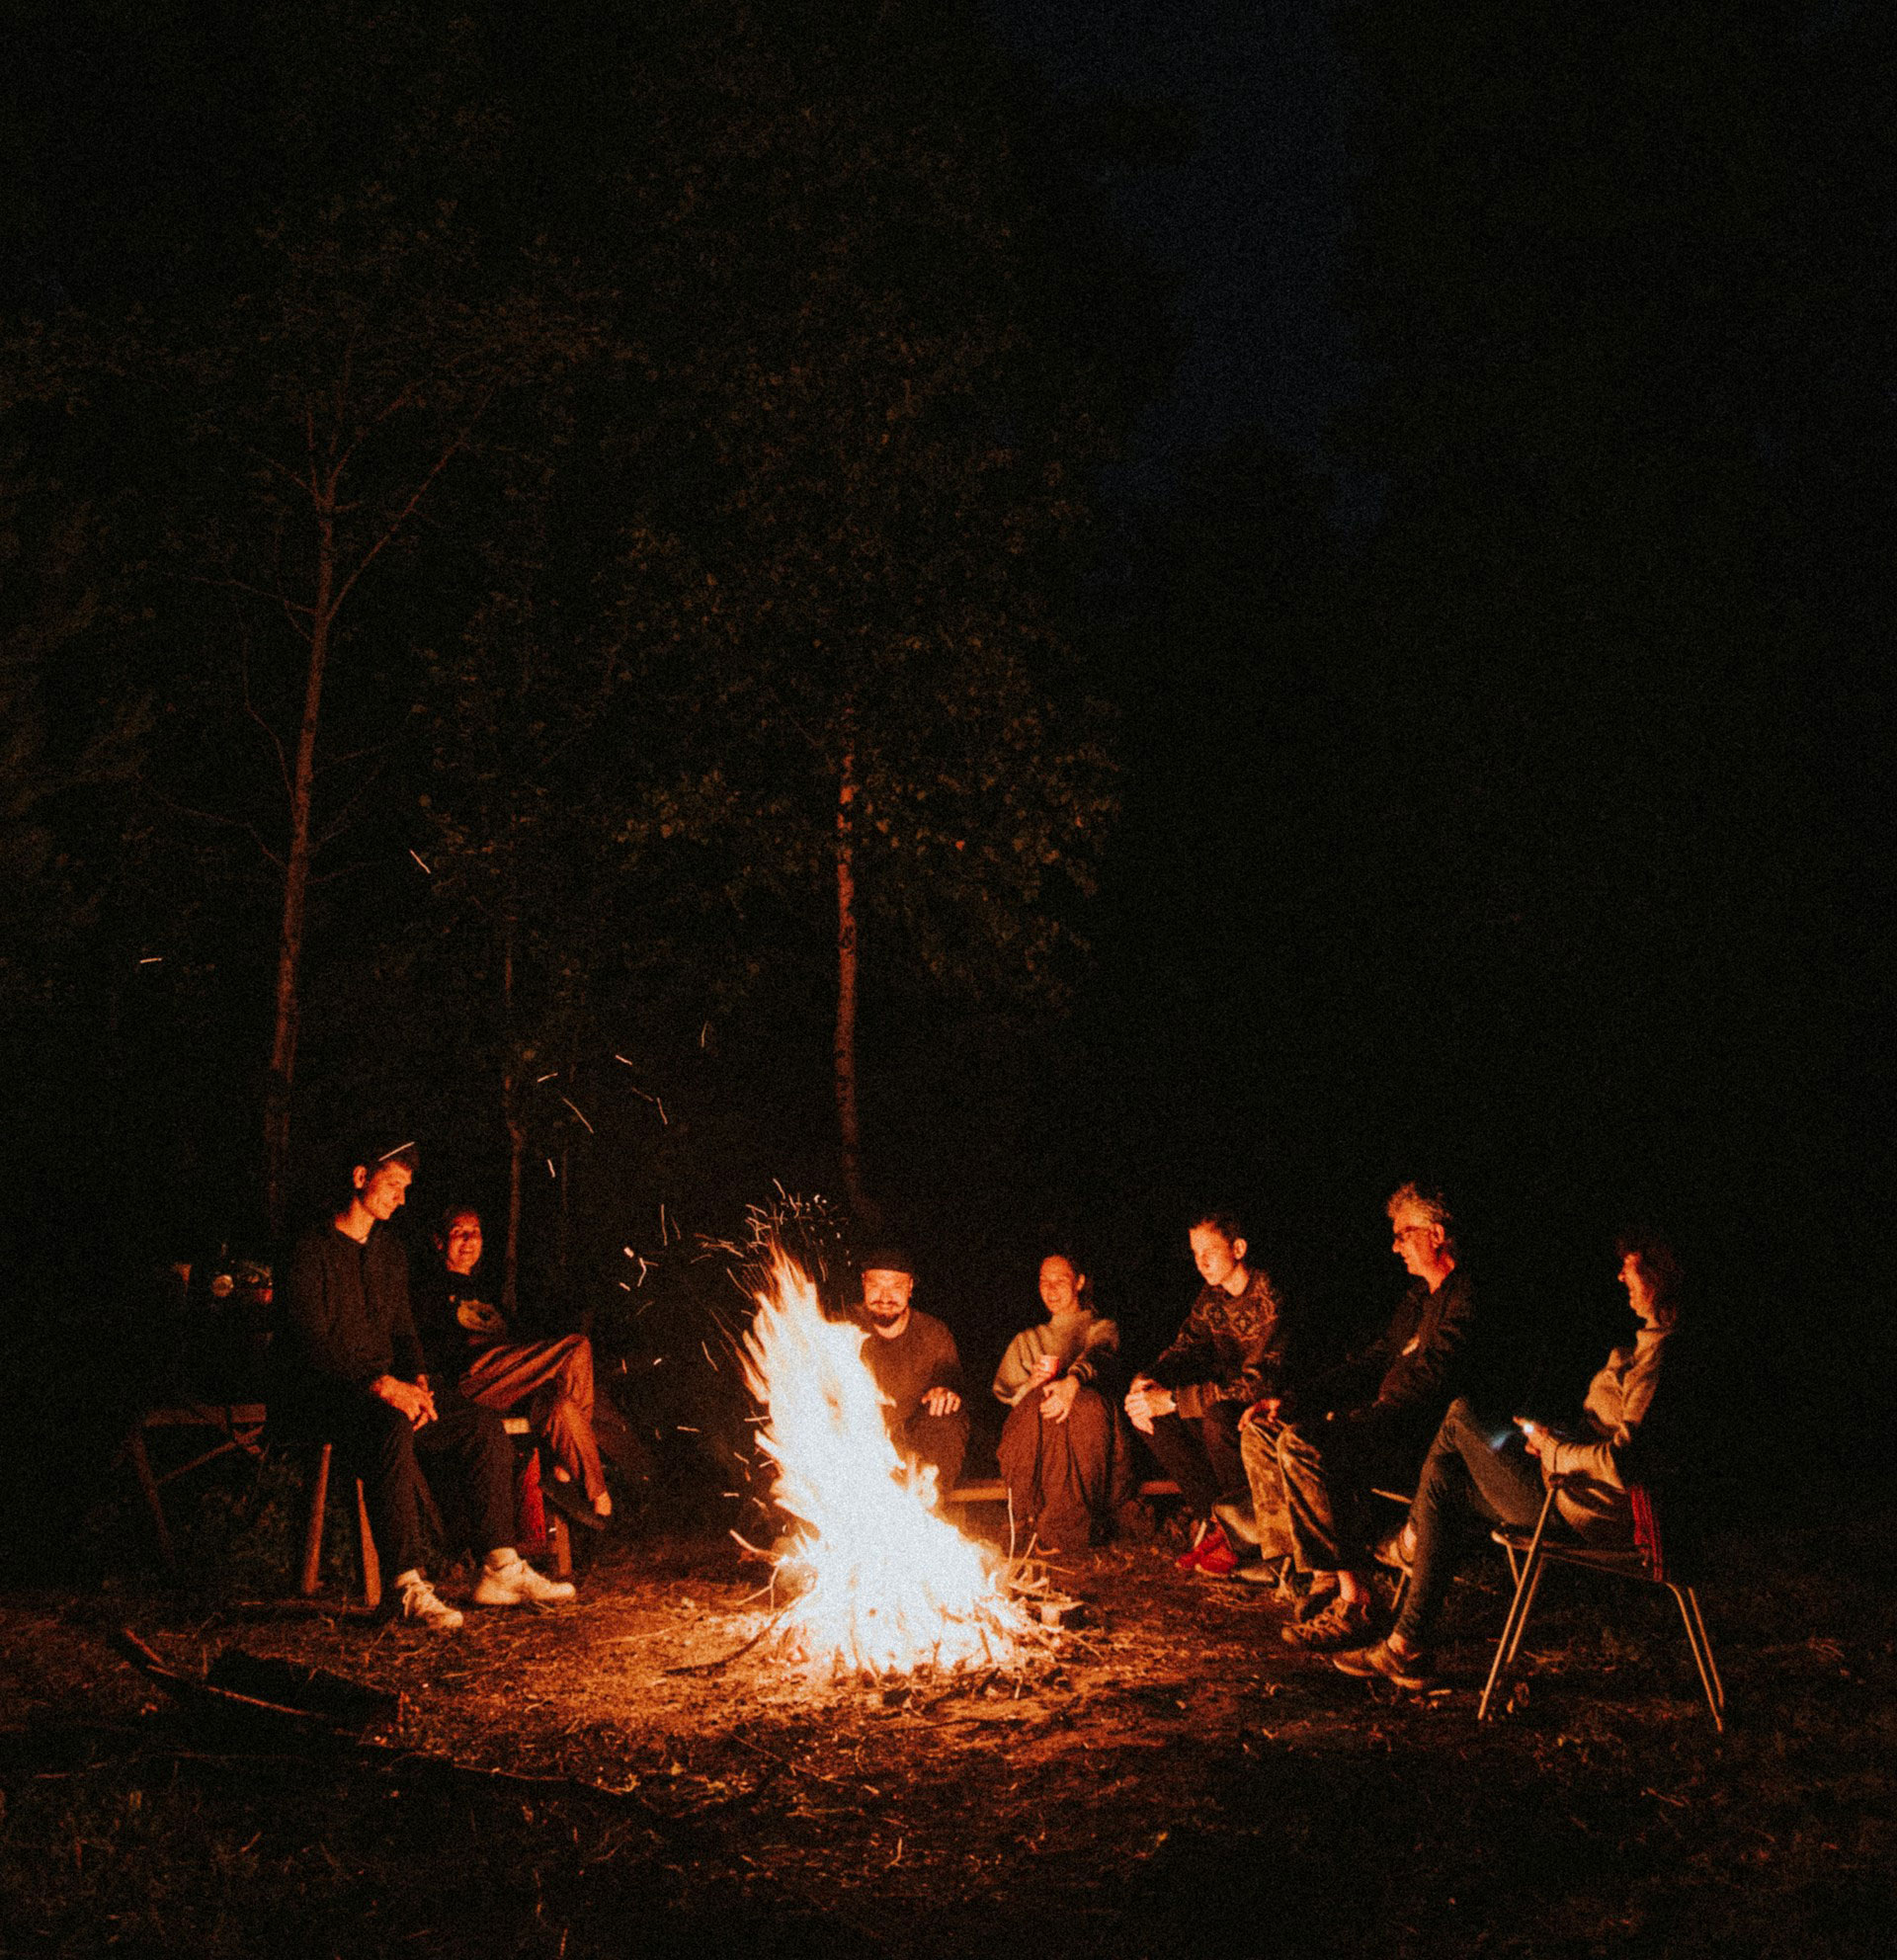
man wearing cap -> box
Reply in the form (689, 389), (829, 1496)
(855, 1246), (969, 1501)
(273, 1140), (576, 1631)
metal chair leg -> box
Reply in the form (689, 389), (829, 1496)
(1479, 1484), (1561, 1722)
(1684, 1588), (1725, 1713)
(1672, 1585), (1724, 1731)
(1479, 1546), (1541, 1721)
(1503, 1559), (1549, 1670)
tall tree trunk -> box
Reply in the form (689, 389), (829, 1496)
(262, 525), (335, 1236)
(834, 737), (876, 1224)
(501, 879), (524, 1313)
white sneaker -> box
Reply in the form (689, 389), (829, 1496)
(472, 1555), (576, 1607)
(396, 1575), (464, 1631)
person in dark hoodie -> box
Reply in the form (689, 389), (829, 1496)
(273, 1140), (574, 1631)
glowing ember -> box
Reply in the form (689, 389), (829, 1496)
(741, 1253), (1034, 1675)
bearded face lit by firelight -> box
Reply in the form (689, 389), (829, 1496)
(862, 1266), (915, 1333)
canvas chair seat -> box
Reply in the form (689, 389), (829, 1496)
(1477, 1473), (1724, 1730)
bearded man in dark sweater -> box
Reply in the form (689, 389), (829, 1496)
(273, 1141), (574, 1630)
(855, 1247), (969, 1501)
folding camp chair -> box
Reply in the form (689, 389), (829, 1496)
(1477, 1474), (1724, 1731)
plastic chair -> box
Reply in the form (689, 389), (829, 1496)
(1477, 1475), (1724, 1731)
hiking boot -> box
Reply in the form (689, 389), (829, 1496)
(1334, 1637), (1437, 1690)
(395, 1574), (463, 1632)
(543, 1475), (610, 1533)
(1280, 1592), (1376, 1650)
(472, 1554), (577, 1607)
(1373, 1521), (1416, 1573)
(1293, 1577), (1341, 1621)
(1212, 1500), (1262, 1548)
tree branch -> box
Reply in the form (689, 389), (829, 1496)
(233, 606), (294, 802)
(148, 788), (286, 872)
(328, 402), (491, 615)
(312, 758), (388, 852)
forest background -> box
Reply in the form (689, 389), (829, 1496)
(3, 0), (1890, 1532)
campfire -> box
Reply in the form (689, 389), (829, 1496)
(740, 1253), (1039, 1677)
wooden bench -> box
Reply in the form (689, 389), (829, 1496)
(948, 1477), (1182, 1506)
(125, 1403), (569, 1605)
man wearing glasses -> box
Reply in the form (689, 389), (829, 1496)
(1234, 1182), (1478, 1651)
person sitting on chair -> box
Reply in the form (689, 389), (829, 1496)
(274, 1142), (575, 1631)
(413, 1205), (614, 1529)
(1335, 1231), (1687, 1689)
(1245, 1181), (1477, 1651)
(993, 1252), (1142, 1552)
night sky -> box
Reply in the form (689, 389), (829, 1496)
(4, 0), (1892, 1501)
(989, 0), (1355, 472)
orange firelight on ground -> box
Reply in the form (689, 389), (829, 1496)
(741, 1253), (1032, 1675)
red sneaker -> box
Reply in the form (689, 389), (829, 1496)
(1178, 1521), (1239, 1577)
(1193, 1523), (1240, 1577)
(1174, 1518), (1212, 1572)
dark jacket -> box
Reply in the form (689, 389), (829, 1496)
(1150, 1266), (1291, 1422)
(410, 1263), (509, 1386)
(1304, 1265), (1478, 1428)
(276, 1222), (424, 1393)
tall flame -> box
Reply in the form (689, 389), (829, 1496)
(742, 1253), (1031, 1674)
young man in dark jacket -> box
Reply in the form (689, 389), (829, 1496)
(1126, 1211), (1292, 1577)
(274, 1141), (574, 1630)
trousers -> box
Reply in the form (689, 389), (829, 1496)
(997, 1386), (1140, 1552)
(278, 1376), (516, 1579)
(462, 1334), (607, 1503)
(1395, 1396), (1625, 1650)
(1269, 1406), (1429, 1575)
(1141, 1401), (1248, 1516)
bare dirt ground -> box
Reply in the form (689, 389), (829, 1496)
(5, 1510), (1896, 1957)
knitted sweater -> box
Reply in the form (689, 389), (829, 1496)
(992, 1309), (1121, 1407)
(1549, 1325), (1672, 1529)
(1149, 1266), (1290, 1422)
